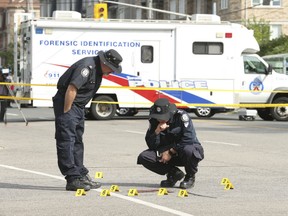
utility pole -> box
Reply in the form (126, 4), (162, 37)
(147, 0), (153, 19)
(26, 0), (34, 13)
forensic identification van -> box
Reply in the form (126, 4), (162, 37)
(15, 11), (288, 121)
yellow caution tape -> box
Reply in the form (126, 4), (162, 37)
(1, 82), (288, 93)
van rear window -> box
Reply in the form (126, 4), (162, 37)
(193, 42), (223, 55)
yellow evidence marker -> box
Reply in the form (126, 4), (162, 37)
(128, 189), (138, 196)
(75, 189), (86, 197)
(95, 172), (103, 179)
(110, 185), (120, 192)
(221, 178), (230, 185)
(157, 188), (168, 196)
(178, 189), (188, 197)
(221, 178), (234, 190)
(100, 189), (111, 197)
(224, 182), (234, 190)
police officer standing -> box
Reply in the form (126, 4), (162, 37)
(53, 49), (123, 191)
(137, 98), (204, 189)
(0, 70), (9, 122)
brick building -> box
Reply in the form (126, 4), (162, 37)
(0, 0), (40, 67)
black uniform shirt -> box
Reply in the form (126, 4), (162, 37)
(57, 56), (103, 108)
(145, 109), (203, 159)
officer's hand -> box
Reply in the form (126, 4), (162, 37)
(159, 150), (171, 164)
(155, 122), (169, 134)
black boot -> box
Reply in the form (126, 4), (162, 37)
(82, 174), (101, 189)
(66, 178), (91, 191)
(179, 174), (195, 189)
(160, 167), (185, 188)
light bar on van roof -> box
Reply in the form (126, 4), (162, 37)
(225, 33), (233, 38)
(216, 32), (233, 38)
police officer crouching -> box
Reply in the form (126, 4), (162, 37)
(137, 98), (204, 189)
(53, 49), (123, 191)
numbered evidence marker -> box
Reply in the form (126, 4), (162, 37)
(157, 188), (168, 196)
(95, 172), (103, 179)
(224, 182), (234, 190)
(178, 189), (188, 197)
(221, 178), (230, 185)
(128, 189), (138, 196)
(110, 185), (120, 192)
(221, 178), (234, 190)
(100, 189), (111, 197)
(75, 189), (86, 197)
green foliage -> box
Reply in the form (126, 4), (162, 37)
(0, 43), (14, 68)
(245, 16), (270, 46)
(243, 16), (288, 56)
(259, 35), (288, 56)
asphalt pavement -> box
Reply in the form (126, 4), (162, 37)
(0, 107), (288, 216)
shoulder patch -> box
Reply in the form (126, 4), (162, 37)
(81, 68), (90, 77)
(181, 113), (190, 122)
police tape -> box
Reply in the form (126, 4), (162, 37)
(0, 95), (287, 108)
(1, 82), (288, 93)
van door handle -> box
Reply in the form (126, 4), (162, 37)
(137, 71), (140, 76)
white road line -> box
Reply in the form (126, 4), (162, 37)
(203, 141), (241, 147)
(0, 164), (194, 216)
(6, 113), (18, 116)
(0, 164), (64, 180)
(125, 130), (145, 135)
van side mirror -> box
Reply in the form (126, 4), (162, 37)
(265, 64), (273, 75)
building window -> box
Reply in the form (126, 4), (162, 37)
(252, 0), (281, 6)
(141, 46), (153, 63)
(221, 0), (228, 9)
(193, 42), (223, 55)
(270, 25), (281, 40)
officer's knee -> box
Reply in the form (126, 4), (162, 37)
(137, 152), (145, 165)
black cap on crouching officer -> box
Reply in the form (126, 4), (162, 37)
(149, 98), (177, 121)
(98, 49), (123, 73)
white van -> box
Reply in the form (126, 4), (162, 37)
(14, 12), (288, 121)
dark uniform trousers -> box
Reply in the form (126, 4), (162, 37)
(53, 92), (89, 182)
(137, 144), (202, 176)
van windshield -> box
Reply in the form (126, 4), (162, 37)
(243, 55), (267, 74)
(263, 57), (287, 75)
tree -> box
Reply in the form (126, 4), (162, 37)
(245, 16), (270, 46)
(0, 43), (14, 68)
(243, 16), (288, 56)
(258, 35), (288, 56)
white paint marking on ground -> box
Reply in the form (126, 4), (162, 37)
(0, 164), (194, 216)
(203, 141), (241, 147)
(6, 113), (18, 116)
(125, 130), (145, 135)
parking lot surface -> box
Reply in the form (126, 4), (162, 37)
(0, 108), (288, 216)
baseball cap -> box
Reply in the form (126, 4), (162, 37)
(98, 49), (123, 73)
(149, 98), (177, 121)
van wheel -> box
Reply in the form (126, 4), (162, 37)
(257, 108), (274, 121)
(90, 95), (116, 120)
(116, 108), (139, 116)
(194, 107), (215, 118)
(270, 97), (288, 121)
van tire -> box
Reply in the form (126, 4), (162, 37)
(257, 108), (274, 121)
(116, 108), (139, 116)
(194, 107), (215, 118)
(270, 97), (288, 121)
(90, 95), (116, 120)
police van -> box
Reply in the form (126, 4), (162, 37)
(14, 11), (288, 121)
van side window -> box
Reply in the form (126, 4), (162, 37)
(141, 46), (153, 63)
(243, 56), (267, 74)
(193, 42), (223, 55)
